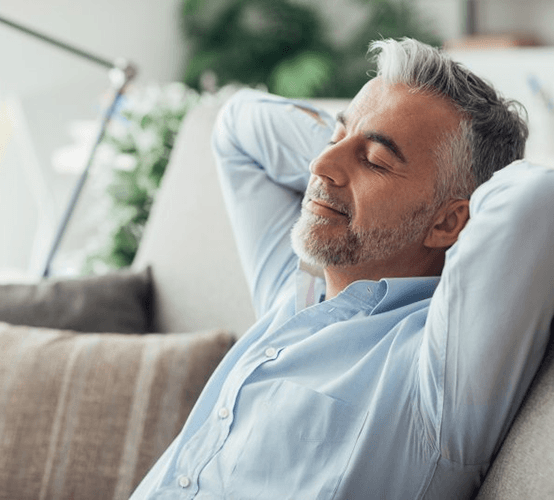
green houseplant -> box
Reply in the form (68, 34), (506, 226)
(82, 83), (200, 273)
(180, 0), (442, 98)
(181, 0), (337, 98)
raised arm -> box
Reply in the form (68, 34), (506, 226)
(212, 89), (334, 317)
(420, 161), (554, 471)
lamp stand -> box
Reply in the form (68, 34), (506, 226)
(0, 14), (137, 277)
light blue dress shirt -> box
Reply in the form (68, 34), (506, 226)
(131, 89), (554, 499)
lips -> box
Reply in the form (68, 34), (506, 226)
(305, 198), (350, 220)
(313, 199), (337, 211)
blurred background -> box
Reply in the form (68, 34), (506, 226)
(1, 0), (553, 278)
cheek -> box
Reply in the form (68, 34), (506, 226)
(350, 177), (434, 229)
(350, 183), (394, 229)
(351, 175), (396, 214)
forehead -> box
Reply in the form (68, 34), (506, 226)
(344, 78), (461, 161)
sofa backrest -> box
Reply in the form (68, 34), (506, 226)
(475, 320), (554, 499)
(132, 97), (256, 336)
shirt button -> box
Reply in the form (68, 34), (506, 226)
(265, 347), (277, 358)
(218, 407), (230, 419)
(178, 475), (191, 488)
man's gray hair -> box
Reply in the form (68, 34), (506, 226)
(369, 38), (529, 202)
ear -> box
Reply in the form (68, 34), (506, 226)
(424, 199), (470, 249)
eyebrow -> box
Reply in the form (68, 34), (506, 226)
(336, 112), (407, 164)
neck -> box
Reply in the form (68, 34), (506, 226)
(323, 248), (444, 300)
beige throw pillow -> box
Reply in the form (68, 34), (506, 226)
(0, 322), (235, 500)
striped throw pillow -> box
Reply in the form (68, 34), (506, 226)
(0, 322), (235, 500)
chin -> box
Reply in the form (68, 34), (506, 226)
(290, 211), (361, 267)
(291, 216), (324, 267)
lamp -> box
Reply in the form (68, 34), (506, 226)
(0, 14), (137, 277)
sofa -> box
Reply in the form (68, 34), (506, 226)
(0, 94), (552, 499)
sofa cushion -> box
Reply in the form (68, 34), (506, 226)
(0, 321), (235, 500)
(476, 320), (554, 499)
(0, 267), (153, 333)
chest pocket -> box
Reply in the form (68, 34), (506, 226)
(226, 380), (367, 499)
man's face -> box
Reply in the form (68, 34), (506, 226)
(291, 77), (462, 270)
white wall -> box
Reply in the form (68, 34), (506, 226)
(416, 0), (467, 40)
(0, 0), (185, 275)
(0, 0), (186, 93)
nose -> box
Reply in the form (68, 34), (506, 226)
(309, 143), (349, 187)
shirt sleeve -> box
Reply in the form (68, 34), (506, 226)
(211, 89), (334, 317)
(419, 160), (554, 466)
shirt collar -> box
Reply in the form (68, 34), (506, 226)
(372, 276), (440, 314)
(297, 259), (440, 313)
(336, 277), (440, 314)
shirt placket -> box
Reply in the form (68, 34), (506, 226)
(161, 282), (382, 498)
(165, 328), (292, 498)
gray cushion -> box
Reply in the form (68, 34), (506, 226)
(476, 320), (554, 499)
(0, 321), (235, 499)
(0, 267), (153, 333)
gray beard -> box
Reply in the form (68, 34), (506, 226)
(290, 188), (437, 268)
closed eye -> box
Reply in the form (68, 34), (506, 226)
(328, 141), (387, 171)
(361, 158), (387, 171)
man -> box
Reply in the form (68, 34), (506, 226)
(131, 39), (554, 499)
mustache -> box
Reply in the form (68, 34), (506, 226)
(303, 183), (352, 219)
